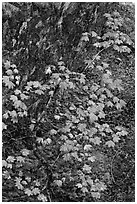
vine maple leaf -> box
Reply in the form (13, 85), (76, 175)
(105, 140), (115, 147)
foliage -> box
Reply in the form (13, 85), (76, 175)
(2, 2), (134, 202)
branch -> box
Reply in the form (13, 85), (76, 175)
(83, 47), (106, 72)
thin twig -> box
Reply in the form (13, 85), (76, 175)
(52, 153), (61, 167)
(83, 44), (114, 72)
(110, 148), (122, 184)
(83, 48), (106, 71)
(47, 190), (52, 202)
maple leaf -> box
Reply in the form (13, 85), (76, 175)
(36, 137), (43, 144)
(90, 94), (98, 100)
(91, 31), (98, 37)
(54, 180), (62, 187)
(13, 68), (18, 74)
(90, 137), (101, 145)
(115, 126), (123, 131)
(2, 76), (11, 87)
(76, 183), (82, 188)
(99, 94), (107, 101)
(60, 135), (68, 141)
(19, 171), (23, 177)
(120, 46), (131, 53)
(6, 163), (12, 169)
(10, 95), (18, 102)
(91, 84), (100, 92)
(62, 125), (71, 133)
(45, 66), (52, 74)
(121, 130), (128, 136)
(20, 93), (29, 100)
(83, 164), (91, 173)
(49, 90), (54, 96)
(98, 181), (107, 191)
(116, 102), (122, 109)
(81, 33), (89, 41)
(116, 130), (128, 136)
(72, 117), (79, 123)
(37, 194), (47, 202)
(88, 104), (97, 113)
(4, 60), (11, 69)
(87, 177), (94, 186)
(80, 75), (86, 84)
(50, 129), (57, 135)
(21, 180), (27, 185)
(106, 101), (113, 107)
(21, 149), (30, 156)
(106, 89), (113, 98)
(58, 61), (64, 66)
(78, 123), (87, 132)
(69, 104), (76, 110)
(84, 85), (90, 90)
(77, 107), (85, 117)
(13, 100), (22, 108)
(25, 177), (31, 182)
(59, 65), (66, 71)
(113, 96), (119, 103)
(102, 123), (110, 129)
(33, 81), (41, 88)
(88, 100), (94, 105)
(11, 116), (18, 123)
(60, 144), (68, 152)
(105, 140), (115, 147)
(24, 188), (32, 196)
(102, 62), (109, 68)
(91, 192), (100, 199)
(89, 127), (98, 137)
(82, 187), (88, 193)
(15, 177), (24, 190)
(119, 99), (126, 107)
(68, 133), (74, 139)
(44, 138), (52, 144)
(65, 142), (74, 151)
(2, 122), (7, 130)
(68, 81), (74, 89)
(114, 79), (124, 91)
(6, 69), (13, 75)
(9, 110), (17, 118)
(60, 81), (68, 92)
(2, 160), (7, 167)
(113, 135), (120, 142)
(16, 156), (25, 163)
(29, 124), (35, 131)
(32, 188), (40, 195)
(6, 156), (15, 163)
(14, 89), (21, 95)
(102, 73), (113, 84)
(97, 103), (105, 111)
(103, 172), (110, 181)
(3, 170), (11, 179)
(71, 152), (79, 159)
(94, 42), (101, 47)
(97, 65), (103, 71)
(34, 180), (41, 187)
(88, 156), (96, 162)
(3, 112), (9, 120)
(98, 111), (106, 119)
(89, 113), (98, 123)
(16, 182), (24, 190)
(84, 144), (92, 151)
(54, 115), (60, 120)
(105, 127), (113, 133)
(113, 44), (120, 51)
